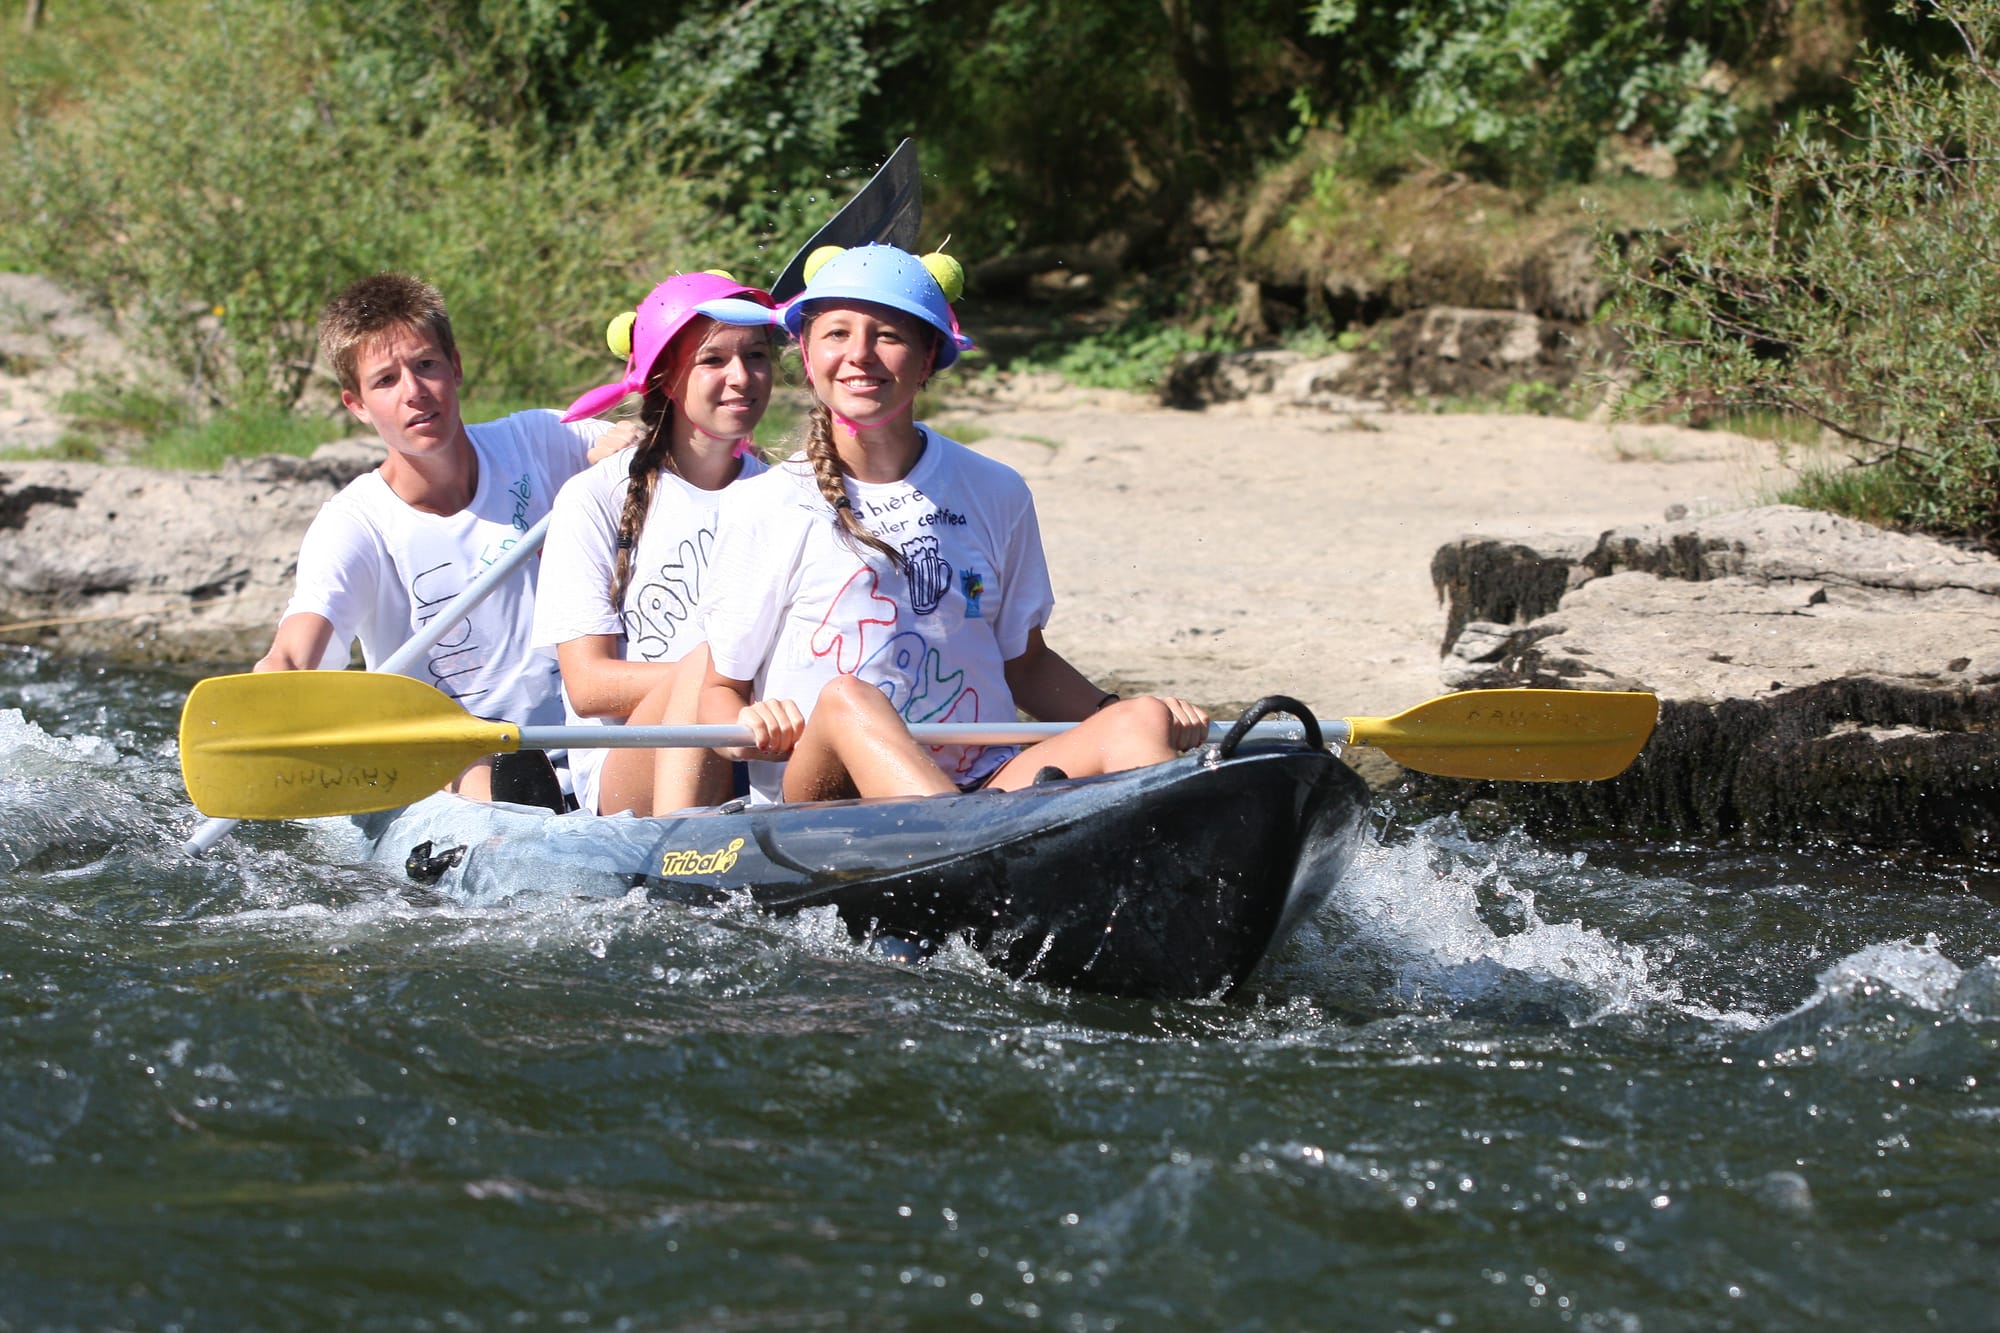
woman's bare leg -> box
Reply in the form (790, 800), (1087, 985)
(780, 673), (957, 803)
(595, 652), (730, 815)
(648, 647), (732, 813)
(985, 696), (1185, 791)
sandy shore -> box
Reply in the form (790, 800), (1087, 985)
(939, 382), (1790, 719)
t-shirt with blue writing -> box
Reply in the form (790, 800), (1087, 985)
(283, 409), (603, 730)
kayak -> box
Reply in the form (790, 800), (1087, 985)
(347, 703), (1370, 1000)
(188, 680), (1653, 993)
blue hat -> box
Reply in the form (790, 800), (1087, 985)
(697, 244), (975, 370)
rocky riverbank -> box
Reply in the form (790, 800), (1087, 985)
(1424, 506), (2000, 851)
(0, 443), (383, 665)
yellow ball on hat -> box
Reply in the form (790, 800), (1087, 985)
(605, 310), (637, 359)
(802, 246), (846, 284)
(920, 251), (965, 304)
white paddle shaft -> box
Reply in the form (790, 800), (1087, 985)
(512, 718), (1337, 749)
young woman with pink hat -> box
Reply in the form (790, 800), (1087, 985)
(691, 243), (1210, 805)
(531, 271), (778, 815)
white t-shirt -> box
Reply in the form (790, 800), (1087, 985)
(282, 410), (604, 734)
(701, 428), (1054, 802)
(532, 448), (768, 812)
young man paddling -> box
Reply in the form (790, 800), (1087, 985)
(256, 273), (624, 803)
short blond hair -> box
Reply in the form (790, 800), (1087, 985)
(318, 273), (457, 394)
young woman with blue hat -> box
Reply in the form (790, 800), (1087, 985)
(690, 243), (1209, 805)
(531, 270), (778, 815)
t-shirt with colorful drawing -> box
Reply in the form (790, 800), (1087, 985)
(282, 409), (604, 733)
(700, 428), (1055, 803)
(530, 447), (768, 813)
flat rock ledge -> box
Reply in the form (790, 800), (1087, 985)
(1426, 505), (2000, 852)
(0, 442), (384, 665)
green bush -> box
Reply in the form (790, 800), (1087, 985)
(0, 0), (734, 415)
(1608, 0), (2000, 546)
(1303, 0), (1751, 184)
(1027, 320), (1235, 392)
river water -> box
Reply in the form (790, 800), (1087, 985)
(3, 647), (1997, 1331)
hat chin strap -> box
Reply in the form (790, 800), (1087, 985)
(684, 420), (756, 458)
(802, 361), (876, 438)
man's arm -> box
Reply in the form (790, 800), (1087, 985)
(254, 612), (337, 673)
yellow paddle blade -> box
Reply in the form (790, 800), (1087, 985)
(1346, 688), (1658, 782)
(179, 671), (521, 819)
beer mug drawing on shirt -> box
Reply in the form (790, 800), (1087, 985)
(901, 534), (953, 616)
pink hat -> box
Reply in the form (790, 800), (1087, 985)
(560, 272), (775, 422)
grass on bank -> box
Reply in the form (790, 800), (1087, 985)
(1687, 410), (1925, 534)
(1777, 460), (1921, 528)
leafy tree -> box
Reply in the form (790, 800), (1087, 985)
(323, 0), (931, 210)
(1302, 0), (1751, 183)
(1609, 0), (2000, 545)
(901, 0), (1308, 253)
(0, 0), (892, 410)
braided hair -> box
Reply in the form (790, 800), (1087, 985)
(800, 401), (904, 568)
(606, 318), (777, 608)
(607, 382), (677, 611)
(796, 307), (943, 570)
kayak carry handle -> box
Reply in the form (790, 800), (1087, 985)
(1211, 695), (1323, 761)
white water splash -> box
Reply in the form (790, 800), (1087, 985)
(1799, 937), (1966, 1010)
(1742, 936), (2000, 1076)
(1773, 936), (2000, 1024)
(1268, 819), (1692, 1024)
(0, 708), (156, 872)
(0, 707), (120, 774)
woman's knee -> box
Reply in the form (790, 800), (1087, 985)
(813, 672), (898, 725)
(1100, 695), (1174, 741)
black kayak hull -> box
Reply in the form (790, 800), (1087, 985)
(358, 743), (1368, 1000)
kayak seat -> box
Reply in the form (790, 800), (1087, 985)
(491, 750), (567, 813)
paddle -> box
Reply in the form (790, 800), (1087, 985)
(179, 672), (1659, 820)
(769, 137), (921, 300)
(180, 514), (557, 854)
